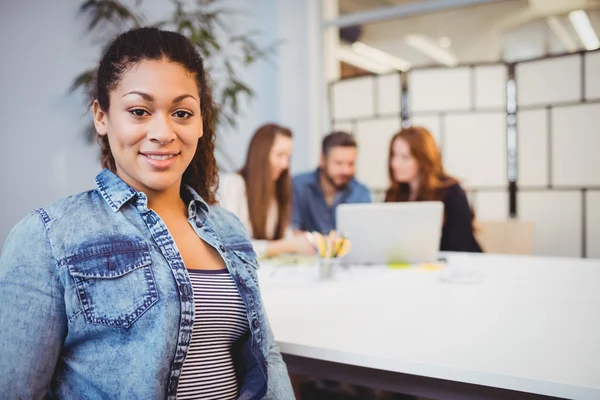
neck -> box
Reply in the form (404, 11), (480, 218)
(408, 178), (420, 200)
(147, 184), (187, 217)
(318, 169), (338, 197)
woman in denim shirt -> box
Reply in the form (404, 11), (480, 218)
(0, 27), (293, 400)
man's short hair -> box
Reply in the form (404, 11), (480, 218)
(322, 131), (357, 157)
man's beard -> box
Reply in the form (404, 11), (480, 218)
(321, 168), (352, 191)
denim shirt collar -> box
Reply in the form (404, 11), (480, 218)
(94, 168), (210, 215)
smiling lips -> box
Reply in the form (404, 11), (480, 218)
(140, 151), (179, 169)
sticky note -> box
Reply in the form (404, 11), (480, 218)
(388, 262), (411, 269)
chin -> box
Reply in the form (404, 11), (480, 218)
(138, 172), (183, 193)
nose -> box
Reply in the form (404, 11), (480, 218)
(148, 113), (176, 144)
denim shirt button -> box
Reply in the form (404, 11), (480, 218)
(252, 319), (259, 329)
(195, 221), (202, 228)
(219, 244), (226, 252)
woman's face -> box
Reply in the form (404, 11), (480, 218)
(93, 58), (203, 195)
(390, 137), (419, 183)
(269, 133), (292, 180)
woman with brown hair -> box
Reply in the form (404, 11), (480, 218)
(220, 123), (314, 257)
(385, 126), (482, 252)
(0, 27), (293, 398)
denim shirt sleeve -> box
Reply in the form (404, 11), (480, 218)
(262, 305), (294, 399)
(0, 211), (67, 398)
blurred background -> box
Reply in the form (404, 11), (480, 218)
(1, 0), (599, 258)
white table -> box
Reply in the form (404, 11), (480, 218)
(258, 253), (600, 400)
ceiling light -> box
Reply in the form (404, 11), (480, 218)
(439, 36), (451, 48)
(405, 34), (458, 67)
(547, 16), (578, 53)
(569, 10), (600, 51)
(351, 41), (411, 71)
(337, 46), (394, 74)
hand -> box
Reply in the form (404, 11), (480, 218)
(291, 235), (316, 255)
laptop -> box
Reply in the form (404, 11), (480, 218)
(336, 202), (444, 265)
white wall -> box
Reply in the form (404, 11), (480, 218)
(0, 0), (100, 247)
(0, 0), (319, 247)
(329, 52), (599, 258)
(276, 0), (322, 172)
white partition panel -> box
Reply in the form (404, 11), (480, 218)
(408, 115), (442, 146)
(474, 191), (508, 221)
(585, 51), (600, 100)
(466, 190), (474, 206)
(518, 191), (582, 258)
(588, 191), (600, 259)
(355, 117), (402, 190)
(474, 65), (506, 109)
(518, 109), (549, 187)
(331, 76), (375, 120)
(444, 112), (507, 188)
(552, 103), (600, 186)
(409, 67), (471, 113)
(333, 121), (354, 134)
(516, 55), (581, 107)
(376, 74), (401, 115)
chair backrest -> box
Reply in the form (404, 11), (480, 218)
(475, 220), (534, 255)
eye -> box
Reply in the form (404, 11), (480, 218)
(129, 108), (148, 117)
(173, 110), (193, 119)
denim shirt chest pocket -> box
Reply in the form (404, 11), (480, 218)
(64, 240), (159, 329)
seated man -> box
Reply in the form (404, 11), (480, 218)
(292, 131), (371, 234)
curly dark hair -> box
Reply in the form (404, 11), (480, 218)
(92, 27), (218, 204)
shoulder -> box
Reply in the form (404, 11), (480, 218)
(1, 189), (104, 258)
(441, 182), (471, 210)
(217, 173), (248, 210)
(221, 172), (245, 186)
(40, 189), (106, 224)
(350, 179), (371, 200)
(444, 182), (467, 199)
(292, 171), (314, 187)
(352, 179), (370, 194)
(23, 189), (102, 229)
(3, 211), (49, 248)
(219, 172), (246, 193)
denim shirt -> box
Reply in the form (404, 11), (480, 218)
(292, 169), (372, 234)
(0, 169), (293, 400)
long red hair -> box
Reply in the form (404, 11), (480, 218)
(239, 123), (292, 240)
(385, 126), (457, 202)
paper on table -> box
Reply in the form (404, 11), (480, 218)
(420, 262), (445, 271)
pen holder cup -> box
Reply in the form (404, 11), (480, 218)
(317, 256), (342, 280)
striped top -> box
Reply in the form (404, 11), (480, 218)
(176, 269), (249, 400)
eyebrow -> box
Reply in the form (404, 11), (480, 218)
(122, 91), (198, 104)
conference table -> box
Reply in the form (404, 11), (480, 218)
(258, 253), (600, 400)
